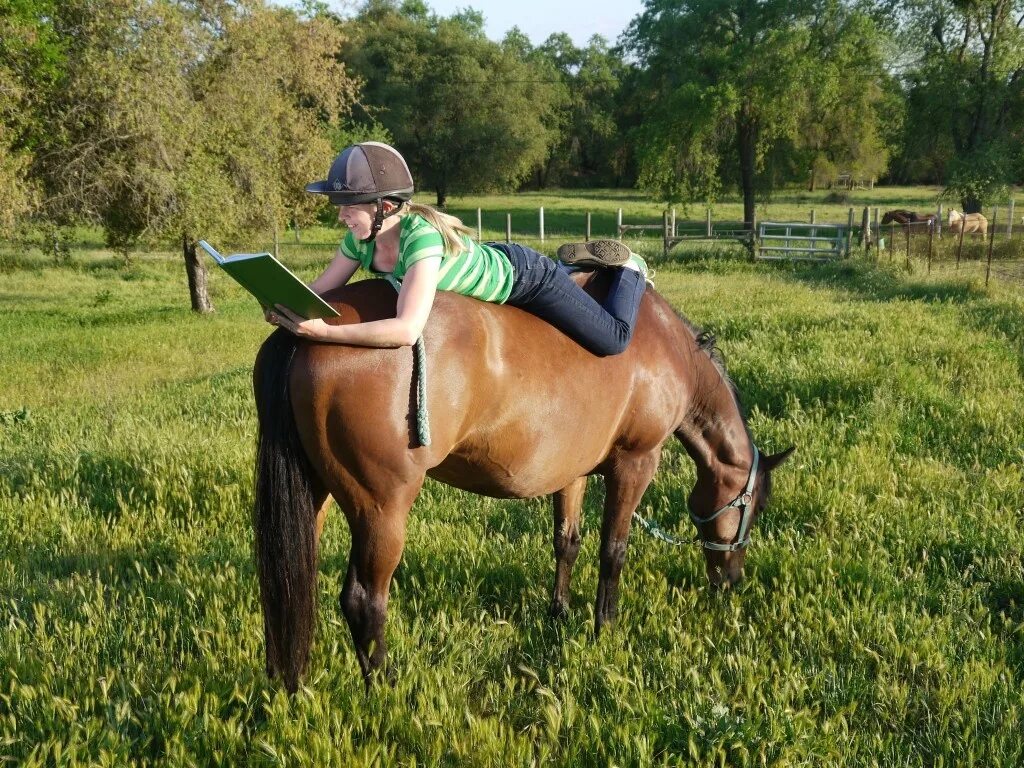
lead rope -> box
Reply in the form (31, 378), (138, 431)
(631, 511), (693, 547)
(384, 275), (431, 446)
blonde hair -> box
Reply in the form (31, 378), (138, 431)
(404, 202), (474, 257)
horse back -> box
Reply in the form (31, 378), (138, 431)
(280, 277), (693, 500)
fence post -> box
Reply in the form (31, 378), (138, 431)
(905, 221), (911, 269)
(986, 208), (997, 286)
(846, 208), (854, 257)
(750, 215), (758, 260)
(586, 212), (591, 242)
(671, 208), (677, 237)
(273, 225), (280, 259)
(477, 207), (482, 241)
(926, 220), (934, 274)
(663, 210), (670, 257)
(936, 203), (943, 238)
(861, 207), (869, 252)
(890, 221), (896, 261)
(616, 208), (623, 240)
(539, 207), (544, 242)
(1008, 199), (1015, 239)
(506, 213), (512, 244)
(873, 207), (880, 255)
(810, 208), (816, 224)
(955, 216), (966, 269)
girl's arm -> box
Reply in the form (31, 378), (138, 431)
(271, 257), (442, 348)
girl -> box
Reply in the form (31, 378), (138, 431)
(267, 142), (648, 356)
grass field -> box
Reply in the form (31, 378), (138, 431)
(1, 220), (1023, 764)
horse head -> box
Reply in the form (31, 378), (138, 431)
(691, 446), (796, 588)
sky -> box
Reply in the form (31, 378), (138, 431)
(323, 0), (647, 47)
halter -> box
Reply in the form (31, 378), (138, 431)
(689, 446), (760, 552)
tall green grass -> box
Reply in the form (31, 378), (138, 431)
(1, 244), (1022, 765)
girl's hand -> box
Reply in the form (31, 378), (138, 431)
(268, 305), (333, 341)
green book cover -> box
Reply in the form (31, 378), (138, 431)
(198, 240), (340, 319)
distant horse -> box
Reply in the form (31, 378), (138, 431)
(881, 210), (938, 230)
(253, 274), (795, 691)
(948, 209), (988, 236)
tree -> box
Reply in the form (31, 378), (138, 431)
(531, 34), (633, 188)
(343, 0), (565, 206)
(893, 0), (1024, 210)
(623, 0), (892, 227)
(28, 0), (357, 310)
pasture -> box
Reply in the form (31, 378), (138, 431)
(1, 221), (1023, 764)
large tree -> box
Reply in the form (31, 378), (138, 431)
(26, 0), (357, 309)
(530, 33), (634, 188)
(343, 0), (565, 206)
(623, 0), (892, 226)
(892, 0), (1024, 209)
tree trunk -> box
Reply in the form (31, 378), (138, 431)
(435, 187), (447, 208)
(183, 233), (214, 313)
(808, 169), (816, 192)
(737, 114), (757, 231)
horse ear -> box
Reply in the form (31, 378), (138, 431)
(761, 446), (796, 472)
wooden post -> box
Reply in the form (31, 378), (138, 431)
(927, 219), (934, 274)
(846, 207), (854, 257)
(905, 220), (911, 269)
(273, 225), (280, 259)
(671, 208), (677, 238)
(861, 207), (869, 252)
(955, 216), (966, 269)
(506, 213), (512, 244)
(890, 221), (896, 261)
(936, 203), (943, 238)
(705, 207), (712, 238)
(585, 212), (591, 242)
(1008, 199), (1015, 239)
(663, 210), (670, 257)
(539, 207), (544, 242)
(810, 208), (816, 224)
(477, 207), (482, 241)
(986, 208), (997, 286)
(294, 223), (301, 244)
(616, 208), (623, 240)
(750, 215), (758, 260)
(873, 207), (880, 255)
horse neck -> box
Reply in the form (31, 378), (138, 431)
(675, 346), (755, 508)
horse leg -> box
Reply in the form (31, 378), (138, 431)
(335, 481), (421, 687)
(595, 449), (660, 636)
(550, 476), (587, 619)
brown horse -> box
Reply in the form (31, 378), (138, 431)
(881, 210), (938, 230)
(253, 273), (794, 692)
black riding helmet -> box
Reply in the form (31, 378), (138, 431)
(305, 142), (415, 243)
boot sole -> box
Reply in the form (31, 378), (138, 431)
(556, 240), (631, 268)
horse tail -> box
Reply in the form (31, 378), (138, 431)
(253, 329), (319, 693)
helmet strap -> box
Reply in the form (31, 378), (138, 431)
(359, 198), (406, 244)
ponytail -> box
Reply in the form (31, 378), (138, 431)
(404, 202), (474, 257)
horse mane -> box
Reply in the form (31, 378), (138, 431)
(672, 308), (746, 418)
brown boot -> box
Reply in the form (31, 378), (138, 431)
(556, 240), (631, 268)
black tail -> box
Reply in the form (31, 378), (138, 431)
(253, 330), (319, 693)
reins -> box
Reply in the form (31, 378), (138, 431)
(384, 275), (431, 446)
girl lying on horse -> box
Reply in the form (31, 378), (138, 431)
(267, 141), (650, 356)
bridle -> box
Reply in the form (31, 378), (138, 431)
(688, 446), (760, 552)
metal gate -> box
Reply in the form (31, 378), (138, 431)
(756, 222), (849, 261)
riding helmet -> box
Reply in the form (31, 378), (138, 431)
(305, 142), (414, 206)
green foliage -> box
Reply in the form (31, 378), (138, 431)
(891, 0), (1024, 192)
(342, 0), (565, 206)
(623, 0), (894, 223)
(1, 222), (1023, 763)
(20, 0), (358, 251)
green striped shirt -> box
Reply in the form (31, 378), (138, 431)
(339, 214), (515, 304)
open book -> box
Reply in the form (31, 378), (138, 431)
(198, 240), (340, 319)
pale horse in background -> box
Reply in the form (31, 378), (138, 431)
(947, 209), (988, 236)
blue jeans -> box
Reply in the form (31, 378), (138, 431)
(490, 242), (646, 356)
